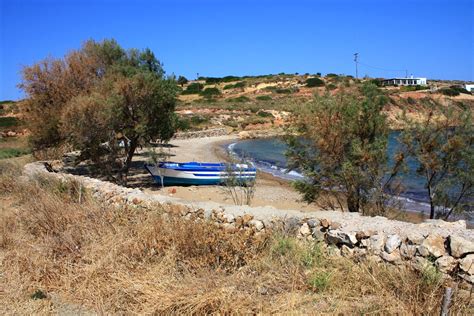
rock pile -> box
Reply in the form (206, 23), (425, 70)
(23, 162), (474, 285)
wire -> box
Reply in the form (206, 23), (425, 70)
(358, 61), (406, 73)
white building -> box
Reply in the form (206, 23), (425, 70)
(465, 84), (474, 92)
(383, 77), (427, 86)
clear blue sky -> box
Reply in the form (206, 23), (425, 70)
(1, 0), (473, 100)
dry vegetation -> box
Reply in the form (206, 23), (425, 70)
(0, 161), (472, 314)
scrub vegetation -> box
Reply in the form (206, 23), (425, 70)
(0, 161), (471, 314)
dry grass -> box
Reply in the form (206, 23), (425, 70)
(0, 163), (472, 314)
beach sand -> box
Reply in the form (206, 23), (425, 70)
(129, 135), (427, 223)
(131, 135), (318, 212)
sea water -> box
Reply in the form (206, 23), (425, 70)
(228, 132), (472, 221)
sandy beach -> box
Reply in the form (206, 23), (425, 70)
(133, 135), (318, 212)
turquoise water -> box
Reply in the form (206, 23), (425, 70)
(228, 132), (468, 217)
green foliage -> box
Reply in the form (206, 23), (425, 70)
(400, 85), (429, 92)
(200, 87), (221, 98)
(307, 271), (331, 292)
(287, 83), (395, 214)
(326, 73), (339, 78)
(398, 106), (473, 219)
(271, 236), (295, 256)
(421, 264), (442, 286)
(257, 110), (273, 118)
(326, 83), (337, 90)
(448, 85), (470, 95)
(438, 87), (460, 96)
(223, 81), (246, 90)
(226, 96), (250, 103)
(0, 148), (31, 160)
(31, 289), (47, 300)
(305, 77), (325, 87)
(21, 39), (178, 181)
(177, 75), (188, 86)
(182, 82), (204, 94)
(256, 95), (272, 101)
(0, 117), (20, 130)
(204, 76), (241, 84)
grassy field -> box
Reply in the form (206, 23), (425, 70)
(0, 161), (471, 314)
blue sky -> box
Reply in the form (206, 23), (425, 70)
(1, 0), (473, 100)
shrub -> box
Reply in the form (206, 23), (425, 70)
(0, 117), (20, 129)
(256, 95), (272, 101)
(326, 83), (337, 90)
(182, 82), (204, 95)
(0, 148), (31, 160)
(305, 78), (325, 87)
(226, 96), (250, 103)
(449, 85), (471, 95)
(276, 88), (292, 94)
(223, 81), (245, 90)
(438, 87), (460, 96)
(307, 271), (331, 292)
(257, 110), (273, 118)
(400, 85), (429, 92)
(200, 87), (221, 98)
(326, 73), (338, 78)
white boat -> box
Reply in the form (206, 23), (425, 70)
(145, 161), (257, 186)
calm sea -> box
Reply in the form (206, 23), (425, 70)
(227, 132), (472, 221)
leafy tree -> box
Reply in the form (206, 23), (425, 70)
(177, 75), (188, 86)
(398, 107), (473, 220)
(286, 84), (400, 214)
(182, 82), (204, 94)
(21, 39), (178, 183)
(200, 87), (221, 98)
(305, 78), (325, 87)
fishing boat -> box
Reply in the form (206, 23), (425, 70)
(145, 161), (257, 186)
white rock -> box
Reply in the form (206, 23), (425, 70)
(406, 232), (425, 245)
(435, 256), (458, 273)
(326, 230), (355, 246)
(400, 243), (417, 259)
(223, 213), (235, 223)
(384, 234), (402, 254)
(459, 254), (474, 275)
(449, 235), (474, 258)
(299, 223), (311, 237)
(381, 250), (402, 264)
(248, 219), (264, 231)
(367, 234), (386, 254)
(419, 234), (446, 258)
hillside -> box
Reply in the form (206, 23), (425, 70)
(175, 74), (474, 133)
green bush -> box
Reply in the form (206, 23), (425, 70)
(438, 87), (460, 97)
(326, 73), (338, 78)
(449, 85), (471, 95)
(400, 85), (429, 92)
(305, 78), (325, 87)
(0, 148), (31, 160)
(190, 115), (209, 125)
(256, 95), (272, 101)
(200, 87), (221, 98)
(307, 271), (331, 292)
(0, 117), (20, 129)
(223, 81), (246, 90)
(226, 96), (250, 103)
(276, 88), (292, 94)
(182, 82), (204, 95)
(326, 83), (337, 90)
(257, 110), (273, 118)
(204, 76), (241, 84)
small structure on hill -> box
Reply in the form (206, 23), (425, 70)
(465, 84), (474, 92)
(383, 76), (427, 86)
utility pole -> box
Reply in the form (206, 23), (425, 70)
(354, 53), (359, 79)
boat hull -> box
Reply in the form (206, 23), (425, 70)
(145, 162), (256, 186)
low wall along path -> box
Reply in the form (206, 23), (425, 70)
(23, 162), (474, 285)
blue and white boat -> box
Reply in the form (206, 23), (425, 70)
(145, 161), (257, 186)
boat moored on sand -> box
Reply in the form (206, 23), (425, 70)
(145, 161), (257, 186)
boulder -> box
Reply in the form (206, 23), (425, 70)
(449, 235), (474, 258)
(384, 234), (402, 254)
(319, 218), (331, 229)
(311, 227), (325, 241)
(223, 213), (235, 223)
(306, 219), (318, 228)
(248, 219), (264, 232)
(419, 234), (446, 258)
(326, 230), (355, 247)
(435, 256), (458, 273)
(400, 243), (417, 260)
(242, 214), (254, 225)
(406, 232), (425, 245)
(459, 254), (474, 275)
(367, 234), (386, 254)
(381, 250), (402, 264)
(330, 222), (342, 230)
(299, 223), (311, 237)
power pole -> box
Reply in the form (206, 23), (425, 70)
(354, 53), (359, 79)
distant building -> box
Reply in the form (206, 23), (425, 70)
(382, 77), (427, 86)
(465, 84), (474, 92)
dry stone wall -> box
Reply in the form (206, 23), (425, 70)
(23, 162), (474, 285)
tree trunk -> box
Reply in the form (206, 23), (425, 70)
(347, 189), (360, 213)
(121, 137), (139, 185)
(428, 185), (435, 219)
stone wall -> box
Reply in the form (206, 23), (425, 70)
(23, 162), (474, 285)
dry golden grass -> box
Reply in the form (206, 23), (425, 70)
(0, 163), (472, 314)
